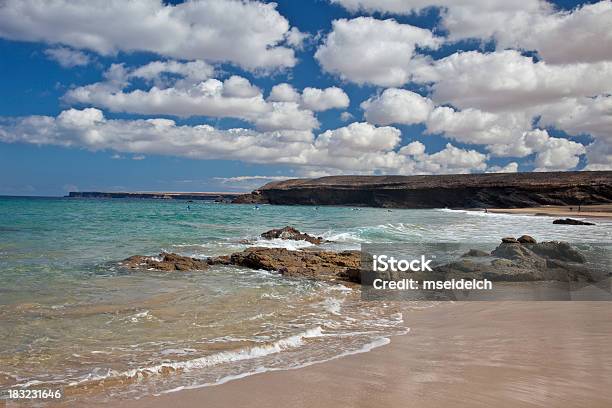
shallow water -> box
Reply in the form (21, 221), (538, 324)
(0, 197), (610, 403)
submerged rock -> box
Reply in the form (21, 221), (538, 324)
(121, 252), (209, 271)
(553, 218), (595, 225)
(260, 226), (325, 245)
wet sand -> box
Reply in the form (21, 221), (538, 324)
(108, 301), (612, 408)
(486, 204), (612, 219)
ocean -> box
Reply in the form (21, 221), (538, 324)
(1, 197), (610, 403)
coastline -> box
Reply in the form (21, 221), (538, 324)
(4, 200), (611, 407)
(235, 172), (612, 208)
(3, 1), (612, 407)
(484, 204), (612, 219)
(108, 301), (612, 408)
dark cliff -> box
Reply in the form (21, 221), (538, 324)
(232, 171), (612, 209)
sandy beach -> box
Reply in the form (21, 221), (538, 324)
(486, 204), (612, 219)
(107, 301), (612, 408)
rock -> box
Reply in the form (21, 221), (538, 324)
(210, 255), (231, 265)
(491, 258), (514, 268)
(121, 252), (209, 271)
(209, 247), (360, 283)
(232, 190), (266, 204)
(120, 237), (592, 285)
(435, 239), (593, 282)
(517, 235), (537, 244)
(260, 226), (324, 245)
(491, 243), (547, 270)
(491, 240), (585, 264)
(435, 259), (547, 281)
(501, 237), (519, 243)
(553, 218), (595, 225)
(529, 241), (586, 263)
(461, 249), (490, 257)
(435, 249), (594, 282)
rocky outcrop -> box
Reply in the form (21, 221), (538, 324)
(233, 171), (612, 209)
(121, 235), (598, 284)
(526, 241), (586, 263)
(553, 218), (596, 225)
(234, 190), (267, 204)
(436, 238), (593, 282)
(210, 247), (361, 283)
(260, 226), (324, 245)
(121, 252), (210, 271)
(120, 247), (359, 283)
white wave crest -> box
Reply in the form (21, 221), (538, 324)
(160, 335), (393, 395)
(66, 327), (324, 387)
(251, 238), (316, 250)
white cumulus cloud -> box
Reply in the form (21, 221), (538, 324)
(64, 63), (319, 132)
(330, 1), (612, 65)
(301, 87), (350, 111)
(412, 50), (612, 112)
(361, 89), (434, 125)
(0, 109), (494, 176)
(0, 0), (303, 71)
(315, 17), (440, 86)
(269, 84), (350, 111)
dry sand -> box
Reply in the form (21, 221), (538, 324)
(486, 204), (612, 219)
(106, 301), (612, 408)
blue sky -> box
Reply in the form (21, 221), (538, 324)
(0, 0), (610, 195)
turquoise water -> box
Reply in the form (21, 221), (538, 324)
(1, 197), (610, 402)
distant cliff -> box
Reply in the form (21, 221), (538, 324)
(68, 191), (244, 201)
(232, 171), (612, 208)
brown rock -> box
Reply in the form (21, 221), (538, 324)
(260, 226), (324, 245)
(501, 237), (519, 243)
(210, 247), (360, 283)
(121, 252), (209, 271)
(517, 235), (537, 244)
